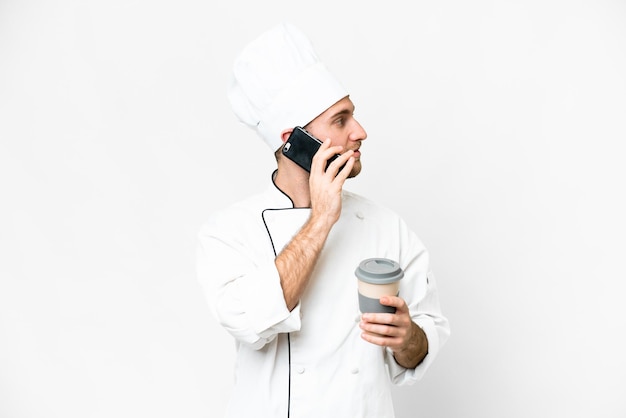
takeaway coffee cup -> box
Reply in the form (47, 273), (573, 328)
(355, 258), (404, 314)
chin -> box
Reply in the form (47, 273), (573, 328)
(348, 162), (362, 178)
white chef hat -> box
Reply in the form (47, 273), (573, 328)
(228, 22), (348, 151)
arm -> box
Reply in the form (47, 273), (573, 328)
(359, 220), (450, 374)
(275, 141), (355, 310)
(275, 215), (333, 311)
(196, 142), (355, 348)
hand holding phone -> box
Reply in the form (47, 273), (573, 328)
(282, 126), (341, 173)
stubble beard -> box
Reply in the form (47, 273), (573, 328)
(347, 160), (362, 178)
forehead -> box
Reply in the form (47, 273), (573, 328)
(317, 96), (354, 121)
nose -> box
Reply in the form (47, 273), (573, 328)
(350, 119), (367, 142)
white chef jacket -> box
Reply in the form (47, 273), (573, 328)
(196, 172), (450, 418)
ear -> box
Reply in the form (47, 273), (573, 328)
(280, 128), (294, 144)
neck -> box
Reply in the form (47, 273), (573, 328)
(273, 161), (311, 208)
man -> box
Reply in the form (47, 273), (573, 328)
(197, 22), (450, 418)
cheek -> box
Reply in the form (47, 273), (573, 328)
(334, 137), (350, 149)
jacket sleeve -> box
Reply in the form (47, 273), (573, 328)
(385, 218), (451, 384)
(196, 214), (302, 350)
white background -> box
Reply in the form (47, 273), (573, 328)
(1, 1), (625, 417)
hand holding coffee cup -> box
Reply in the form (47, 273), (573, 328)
(355, 258), (404, 314)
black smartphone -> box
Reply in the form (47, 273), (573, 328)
(282, 126), (340, 172)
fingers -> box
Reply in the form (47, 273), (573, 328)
(360, 297), (412, 348)
(311, 139), (354, 178)
(359, 322), (405, 348)
(328, 151), (355, 179)
(360, 312), (402, 329)
(379, 296), (404, 309)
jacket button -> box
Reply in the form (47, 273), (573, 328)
(355, 211), (364, 220)
(351, 368), (359, 374)
(296, 366), (305, 374)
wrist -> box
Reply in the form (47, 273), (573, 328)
(393, 322), (429, 369)
(307, 211), (337, 233)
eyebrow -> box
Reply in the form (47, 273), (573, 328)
(330, 106), (354, 119)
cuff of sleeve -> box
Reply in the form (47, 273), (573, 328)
(242, 260), (302, 337)
(387, 316), (441, 384)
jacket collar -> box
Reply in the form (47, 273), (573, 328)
(267, 169), (297, 209)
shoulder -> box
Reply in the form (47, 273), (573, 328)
(198, 190), (270, 235)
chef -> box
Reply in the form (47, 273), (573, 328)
(197, 21), (450, 418)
